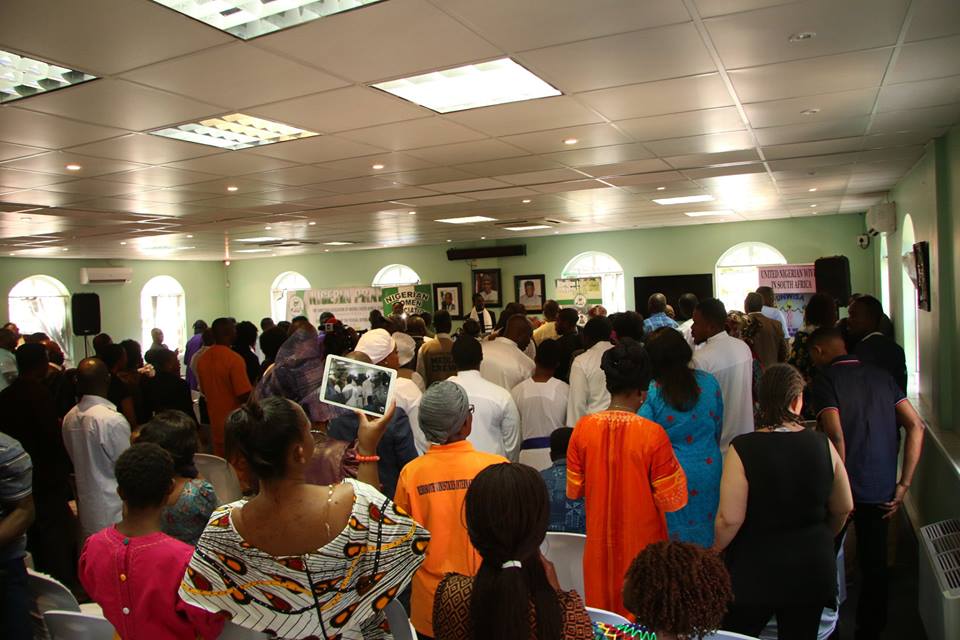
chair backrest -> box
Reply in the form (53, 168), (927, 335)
(540, 532), (586, 597)
(217, 621), (272, 639)
(28, 570), (81, 614)
(586, 607), (631, 627)
(384, 599), (416, 640)
(194, 453), (243, 504)
(43, 611), (115, 640)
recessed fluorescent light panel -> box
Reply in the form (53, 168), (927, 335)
(236, 236), (282, 243)
(684, 210), (734, 218)
(504, 224), (552, 231)
(0, 49), (97, 103)
(150, 0), (385, 40)
(435, 216), (497, 224)
(372, 58), (561, 113)
(235, 248), (271, 253)
(653, 194), (715, 205)
(150, 113), (317, 150)
(323, 241), (355, 246)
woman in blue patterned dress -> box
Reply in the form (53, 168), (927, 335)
(639, 328), (723, 547)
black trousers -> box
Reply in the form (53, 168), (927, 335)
(853, 503), (889, 639)
(723, 603), (823, 639)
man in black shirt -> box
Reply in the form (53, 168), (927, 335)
(551, 308), (583, 383)
(846, 295), (908, 393)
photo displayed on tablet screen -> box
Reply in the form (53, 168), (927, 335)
(318, 355), (397, 419)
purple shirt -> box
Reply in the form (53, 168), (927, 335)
(184, 333), (204, 391)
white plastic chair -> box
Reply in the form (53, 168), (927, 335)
(384, 599), (416, 640)
(217, 621), (272, 639)
(586, 607), (631, 627)
(540, 532), (585, 597)
(43, 611), (115, 640)
(195, 453), (243, 504)
(28, 570), (80, 613)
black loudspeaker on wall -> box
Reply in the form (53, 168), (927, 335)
(71, 293), (101, 336)
(814, 256), (852, 306)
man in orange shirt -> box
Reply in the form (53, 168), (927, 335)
(195, 318), (251, 456)
(394, 381), (506, 639)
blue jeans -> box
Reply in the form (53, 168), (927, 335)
(0, 556), (31, 640)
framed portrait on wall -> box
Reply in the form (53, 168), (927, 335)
(514, 274), (545, 313)
(433, 282), (464, 319)
(472, 269), (502, 308)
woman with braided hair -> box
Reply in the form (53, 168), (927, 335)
(433, 462), (593, 640)
(713, 364), (852, 639)
(594, 540), (732, 639)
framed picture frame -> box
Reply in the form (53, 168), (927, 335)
(472, 268), (502, 308)
(514, 274), (546, 314)
(432, 282), (465, 320)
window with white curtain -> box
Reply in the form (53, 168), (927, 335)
(372, 264), (421, 287)
(562, 251), (626, 313)
(715, 242), (787, 312)
(270, 271), (311, 321)
(140, 276), (186, 352)
(8, 275), (71, 356)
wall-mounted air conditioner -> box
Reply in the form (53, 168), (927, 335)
(80, 267), (133, 285)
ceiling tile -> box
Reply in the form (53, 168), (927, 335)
(339, 118), (487, 150)
(455, 156), (566, 177)
(495, 168), (587, 186)
(663, 148), (762, 169)
(705, 0), (907, 69)
(39, 179), (149, 197)
(163, 152), (296, 176)
(248, 86), (430, 134)
(528, 179), (609, 194)
(693, 0), (798, 18)
(861, 131), (941, 149)
(108, 166), (221, 188)
(576, 73), (733, 121)
(123, 43), (348, 110)
(382, 167), (477, 186)
(646, 131), (756, 156)
(754, 117), (871, 146)
(244, 136), (386, 164)
(616, 107), (745, 141)
(0, 152), (146, 178)
(0, 0), (230, 75)
(518, 23), (716, 93)
(445, 96), (603, 137)
(319, 153), (436, 178)
(66, 134), (222, 164)
(876, 75), (960, 111)
(254, 0), (501, 83)
(762, 137), (866, 160)
(577, 158), (674, 178)
(0, 142), (45, 162)
(310, 176), (409, 194)
(743, 88), (879, 128)
(460, 186), (539, 201)
(541, 143), (655, 168)
(887, 35), (960, 84)
(869, 104), (960, 133)
(440, 0), (690, 50)
(905, 0), (960, 42)
(0, 168), (68, 189)
(405, 139), (529, 165)
(0, 189), (87, 207)
(0, 108), (126, 149)
(247, 166), (354, 186)
(728, 49), (892, 102)
(501, 124), (632, 154)
(421, 177), (511, 193)
(168, 177), (281, 195)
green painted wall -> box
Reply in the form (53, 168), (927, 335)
(0, 257), (227, 361)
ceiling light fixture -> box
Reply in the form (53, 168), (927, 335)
(371, 57), (560, 113)
(563, 138), (578, 145)
(800, 108), (821, 116)
(186, 234), (194, 238)
(264, 225), (272, 230)
(407, 211), (416, 215)
(684, 210), (734, 218)
(65, 163), (83, 171)
(522, 199), (531, 204)
(810, 204), (818, 207)
(446, 239), (452, 243)
(0, 49), (97, 103)
(61, 247), (69, 252)
(237, 236), (281, 243)
(323, 241), (354, 246)
(435, 216), (497, 224)
(148, 0), (385, 40)
(480, 236), (486, 240)
(808, 187), (818, 192)
(120, 241), (127, 245)
(226, 185), (239, 192)
(324, 249), (330, 252)
(656, 186), (666, 191)
(308, 221), (317, 225)
(150, 113), (317, 150)
(504, 224), (552, 231)
(653, 194), (715, 205)
(371, 163), (385, 170)
(235, 248), (271, 253)
(788, 32), (817, 42)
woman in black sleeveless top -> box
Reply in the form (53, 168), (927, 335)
(713, 364), (852, 639)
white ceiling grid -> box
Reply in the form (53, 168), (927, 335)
(0, 0), (957, 259)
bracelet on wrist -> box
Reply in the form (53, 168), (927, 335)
(356, 454), (380, 463)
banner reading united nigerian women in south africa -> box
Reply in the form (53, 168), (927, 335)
(381, 285), (433, 317)
(757, 264), (815, 337)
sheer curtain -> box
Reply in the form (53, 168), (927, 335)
(8, 275), (71, 358)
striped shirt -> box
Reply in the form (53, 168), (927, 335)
(0, 433), (32, 560)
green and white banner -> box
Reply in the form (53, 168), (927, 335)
(286, 288), (381, 330)
(555, 277), (603, 325)
(381, 284), (433, 317)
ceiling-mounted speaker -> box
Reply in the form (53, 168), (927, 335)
(447, 245), (527, 261)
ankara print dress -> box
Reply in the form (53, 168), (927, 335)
(180, 479), (429, 639)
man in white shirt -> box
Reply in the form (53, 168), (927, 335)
(511, 340), (570, 471)
(480, 315), (535, 391)
(757, 286), (790, 337)
(477, 275), (499, 305)
(691, 298), (755, 450)
(518, 280), (542, 311)
(0, 328), (19, 392)
(448, 336), (521, 462)
(676, 293), (699, 348)
(567, 316), (615, 427)
(62, 357), (131, 540)
(468, 294), (497, 334)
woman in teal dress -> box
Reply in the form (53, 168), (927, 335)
(639, 328), (723, 547)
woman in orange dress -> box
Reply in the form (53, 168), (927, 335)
(566, 338), (688, 617)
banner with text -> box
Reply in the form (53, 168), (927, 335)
(286, 288), (382, 330)
(381, 285), (433, 317)
(758, 263), (816, 337)
(555, 277), (603, 325)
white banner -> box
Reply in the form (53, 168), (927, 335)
(286, 288), (382, 330)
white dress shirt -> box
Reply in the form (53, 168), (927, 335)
(394, 377), (425, 454)
(511, 377), (569, 471)
(480, 337), (535, 391)
(692, 331), (755, 451)
(62, 395), (131, 539)
(448, 370), (521, 462)
(677, 318), (695, 348)
(566, 341), (614, 427)
(761, 305), (790, 337)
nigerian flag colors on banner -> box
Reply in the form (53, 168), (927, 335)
(555, 277), (603, 325)
(381, 285), (433, 316)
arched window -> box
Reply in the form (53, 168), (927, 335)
(562, 251), (625, 313)
(140, 276), (186, 353)
(715, 241), (787, 312)
(8, 275), (70, 356)
(271, 271), (311, 321)
(372, 264), (421, 287)
(879, 233), (891, 315)
(900, 214), (918, 393)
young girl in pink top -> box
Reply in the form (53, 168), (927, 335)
(79, 443), (224, 640)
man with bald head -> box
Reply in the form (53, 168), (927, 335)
(643, 293), (678, 335)
(480, 313), (535, 391)
(62, 357), (131, 539)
